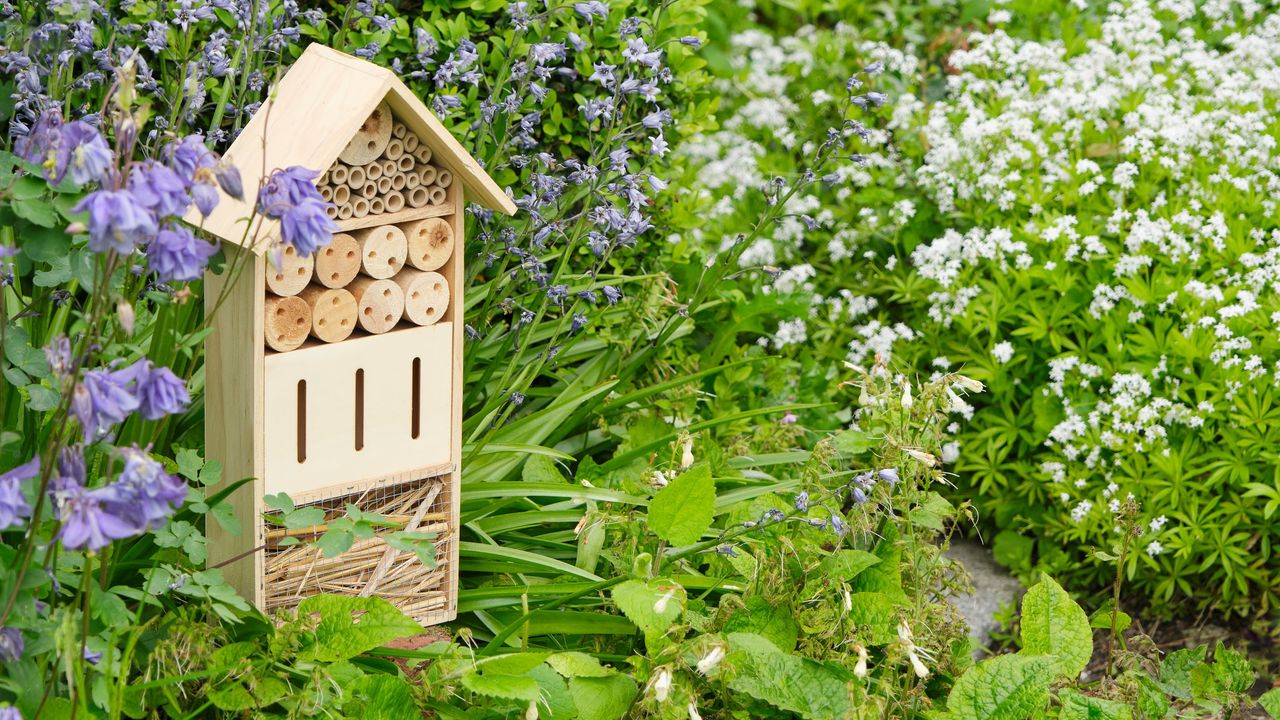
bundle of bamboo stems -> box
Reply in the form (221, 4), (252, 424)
(319, 120), (453, 221)
(263, 477), (451, 621)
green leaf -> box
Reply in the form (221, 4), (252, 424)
(547, 652), (613, 678)
(844, 592), (903, 645)
(993, 530), (1035, 573)
(461, 671), (542, 702)
(1133, 674), (1169, 719)
(1211, 642), (1253, 693)
(351, 674), (419, 720)
(1157, 646), (1205, 700)
(522, 454), (563, 483)
(611, 578), (684, 634)
(724, 595), (799, 651)
(1019, 576), (1092, 679)
(316, 529), (354, 558)
(264, 493), (294, 513)
(479, 652), (551, 675)
(647, 463), (714, 545)
(725, 633), (853, 719)
(1057, 689), (1131, 720)
(297, 594), (422, 662)
(209, 672), (288, 711)
(21, 225), (70, 263)
(13, 197), (59, 227)
(831, 429), (874, 455)
(175, 448), (204, 481)
(283, 506), (325, 529)
(820, 549), (880, 582)
(4, 332), (49, 380)
(569, 674), (636, 720)
(1259, 688), (1280, 719)
(946, 654), (1054, 720)
(24, 384), (59, 412)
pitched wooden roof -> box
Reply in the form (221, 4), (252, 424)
(191, 43), (516, 252)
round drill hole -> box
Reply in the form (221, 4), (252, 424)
(368, 250), (377, 258)
(340, 319), (348, 326)
(411, 291), (421, 300)
(331, 296), (340, 306)
(275, 273), (284, 282)
(276, 307), (285, 316)
(433, 283), (442, 292)
(330, 272), (339, 281)
(427, 307), (435, 316)
(325, 248), (334, 256)
(382, 288), (392, 298)
(285, 246), (295, 256)
(388, 256), (397, 266)
(318, 319), (327, 326)
(295, 317), (304, 327)
(384, 314), (392, 323)
(346, 250), (356, 259)
(363, 307), (373, 316)
(296, 267), (305, 275)
(367, 141), (375, 150)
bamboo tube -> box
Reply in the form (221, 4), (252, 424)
(348, 277), (404, 334)
(396, 155), (414, 172)
(435, 169), (452, 188)
(404, 172), (420, 190)
(402, 217), (454, 271)
(381, 159), (397, 176)
(332, 184), (350, 206)
(395, 270), (449, 326)
(315, 233), (360, 288)
(390, 173), (406, 191)
(383, 139), (404, 160)
(365, 161), (383, 181)
(384, 191), (405, 213)
(298, 286), (357, 343)
(418, 165), (437, 186)
(319, 168), (330, 186)
(265, 244), (313, 296)
(264, 294), (311, 352)
(360, 181), (377, 199)
(392, 122), (406, 140)
(406, 187), (429, 208)
(338, 100), (392, 165)
(376, 176), (393, 194)
(413, 146), (432, 164)
(403, 133), (419, 153)
(337, 203), (354, 220)
(428, 187), (447, 205)
(351, 224), (407, 279)
(345, 164), (366, 189)
(330, 164), (348, 186)
(318, 185), (333, 202)
(325, 205), (338, 219)
(370, 197), (385, 214)
(351, 197), (370, 218)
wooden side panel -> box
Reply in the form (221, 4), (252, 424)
(262, 323), (453, 497)
(204, 250), (266, 607)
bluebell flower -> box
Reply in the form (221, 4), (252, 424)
(122, 359), (191, 419)
(0, 457), (38, 531)
(413, 27), (438, 55)
(566, 32), (586, 53)
(850, 486), (868, 504)
(641, 109), (671, 129)
(830, 513), (848, 535)
(129, 162), (190, 218)
(147, 225), (217, 282)
(0, 705), (21, 720)
(529, 42), (565, 65)
(650, 133), (669, 157)
(171, 0), (214, 30)
(602, 285), (622, 304)
(280, 200), (338, 257)
(83, 647), (103, 665)
(622, 38), (662, 68)
(510, 391), (525, 405)
(573, 1), (608, 23)
(74, 190), (159, 253)
(44, 336), (72, 378)
(103, 446), (187, 530)
(571, 314), (588, 332)
(144, 21), (168, 53)
(354, 42), (380, 59)
(679, 36), (701, 48)
(877, 468), (899, 486)
(0, 627), (23, 663)
(794, 491), (809, 512)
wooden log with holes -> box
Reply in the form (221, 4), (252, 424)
(348, 277), (404, 334)
(264, 294), (311, 352)
(265, 246), (314, 296)
(298, 286), (357, 343)
(351, 224), (407, 279)
(402, 217), (453, 272)
(315, 233), (360, 288)
(338, 100), (392, 166)
(396, 270), (449, 326)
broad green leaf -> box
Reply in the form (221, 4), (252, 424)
(264, 493), (294, 513)
(726, 633), (853, 719)
(820, 549), (880, 582)
(547, 651), (613, 678)
(611, 579), (685, 634)
(724, 595), (799, 651)
(209, 673), (288, 711)
(479, 652), (551, 675)
(523, 454), (563, 483)
(352, 674), (419, 720)
(647, 463), (714, 545)
(844, 592), (903, 646)
(24, 384), (59, 412)
(1259, 688), (1280, 719)
(1156, 646), (1205, 700)
(946, 654), (1054, 720)
(529, 664), (578, 720)
(297, 594), (422, 662)
(175, 448), (204, 481)
(1211, 642), (1253, 693)
(1058, 689), (1131, 720)
(316, 529), (354, 558)
(850, 524), (904, 598)
(1133, 674), (1169, 719)
(461, 672), (542, 702)
(1020, 576), (1092, 679)
(569, 674), (636, 720)
(831, 429), (874, 455)
(283, 506), (325, 530)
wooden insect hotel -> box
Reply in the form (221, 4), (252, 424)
(194, 44), (516, 625)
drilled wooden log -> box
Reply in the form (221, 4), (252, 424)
(315, 233), (360, 288)
(396, 270), (449, 326)
(338, 101), (392, 166)
(351, 224), (407, 280)
(348, 277), (404, 334)
(298, 286), (357, 343)
(402, 216), (454, 272)
(264, 294), (311, 352)
(265, 244), (313, 296)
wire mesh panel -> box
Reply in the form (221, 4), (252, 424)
(262, 474), (452, 623)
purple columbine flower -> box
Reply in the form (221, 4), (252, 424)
(146, 225), (217, 282)
(130, 360), (190, 420)
(58, 484), (139, 551)
(128, 162), (191, 218)
(279, 199), (337, 256)
(214, 163), (243, 201)
(74, 365), (142, 442)
(0, 627), (23, 663)
(0, 457), (38, 531)
(73, 190), (159, 254)
(0, 706), (20, 720)
(190, 181), (219, 216)
(59, 121), (113, 186)
(166, 134), (215, 180)
(102, 446), (187, 530)
(257, 166), (322, 217)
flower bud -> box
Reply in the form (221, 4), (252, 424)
(853, 644), (868, 678)
(687, 702), (703, 720)
(680, 436), (695, 469)
(117, 300), (135, 335)
(696, 645), (725, 675)
(649, 666), (672, 702)
(901, 381), (913, 409)
(905, 449), (937, 467)
(954, 375), (984, 393)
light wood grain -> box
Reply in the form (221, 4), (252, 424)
(298, 286), (356, 343)
(348, 276), (404, 333)
(396, 269), (448, 326)
(352, 224), (407, 279)
(338, 100), (392, 165)
(402, 216), (453, 272)
(264, 245), (314, 296)
(264, 294), (311, 352)
(332, 202), (452, 232)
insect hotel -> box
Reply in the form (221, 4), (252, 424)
(195, 44), (515, 625)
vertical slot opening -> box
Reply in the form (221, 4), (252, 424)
(355, 369), (365, 451)
(296, 380), (307, 463)
(411, 358), (421, 439)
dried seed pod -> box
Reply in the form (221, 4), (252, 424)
(348, 277), (404, 334)
(265, 244), (314, 296)
(351, 224), (407, 279)
(338, 101), (392, 165)
(315, 233), (360, 288)
(298, 286), (357, 343)
(264, 294), (311, 352)
(402, 217), (454, 272)
(396, 270), (449, 326)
